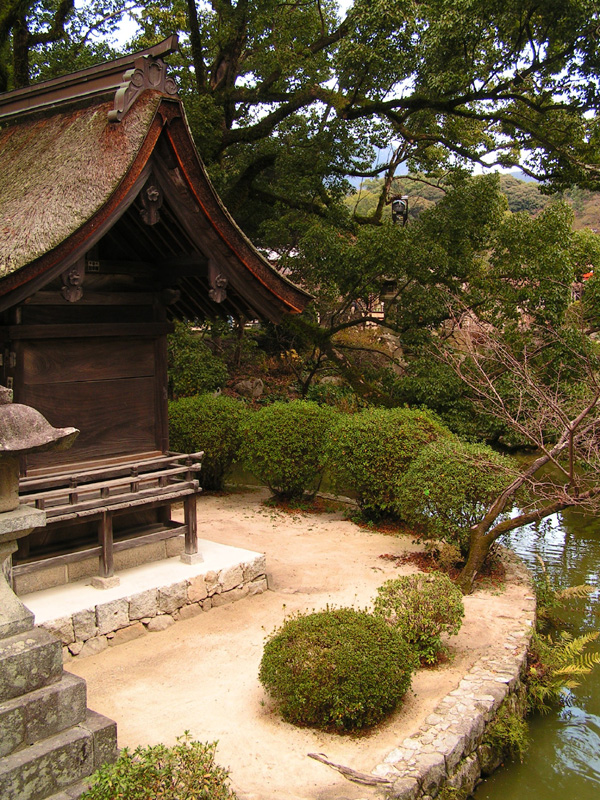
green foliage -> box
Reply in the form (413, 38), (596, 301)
(483, 705), (530, 763)
(168, 322), (229, 399)
(327, 407), (451, 519)
(396, 438), (512, 555)
(240, 400), (335, 499)
(168, 394), (248, 490)
(305, 381), (363, 412)
(80, 735), (236, 800)
(259, 607), (415, 732)
(526, 631), (600, 714)
(373, 573), (464, 665)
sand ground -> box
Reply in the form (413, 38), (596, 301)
(68, 489), (527, 800)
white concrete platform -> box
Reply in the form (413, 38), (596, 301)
(24, 538), (264, 626)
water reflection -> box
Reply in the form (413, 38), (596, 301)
(474, 510), (600, 800)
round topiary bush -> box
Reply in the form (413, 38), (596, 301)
(81, 737), (236, 800)
(168, 322), (229, 399)
(327, 407), (451, 519)
(259, 607), (416, 732)
(169, 394), (249, 490)
(240, 400), (336, 499)
(395, 437), (512, 554)
(373, 573), (465, 665)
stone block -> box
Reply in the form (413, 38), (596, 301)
(178, 603), (203, 621)
(166, 535), (185, 557)
(211, 585), (249, 607)
(0, 704), (25, 758)
(447, 753), (480, 794)
(389, 777), (420, 800)
(18, 673), (87, 747)
(68, 642), (83, 656)
(476, 742), (503, 777)
(72, 609), (97, 642)
(158, 581), (188, 614)
(243, 555), (267, 583)
(204, 570), (219, 595)
(219, 564), (244, 593)
(13, 564), (67, 595)
(413, 751), (447, 796)
(41, 616), (75, 646)
(248, 577), (268, 596)
(78, 636), (108, 659)
(128, 589), (159, 620)
(0, 628), (63, 703)
(67, 557), (98, 582)
(146, 615), (175, 632)
(107, 623), (145, 647)
(96, 598), (129, 635)
(188, 575), (208, 603)
(0, 724), (95, 800)
(80, 709), (118, 770)
(114, 541), (166, 570)
(202, 598), (212, 612)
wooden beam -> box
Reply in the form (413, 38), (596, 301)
(5, 322), (174, 340)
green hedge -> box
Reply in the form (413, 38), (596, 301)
(81, 737), (236, 800)
(169, 395), (248, 490)
(373, 573), (464, 664)
(168, 322), (228, 399)
(327, 407), (450, 519)
(259, 607), (415, 731)
(396, 437), (511, 554)
(240, 400), (336, 499)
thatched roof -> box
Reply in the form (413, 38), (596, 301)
(0, 44), (310, 321)
(0, 93), (160, 279)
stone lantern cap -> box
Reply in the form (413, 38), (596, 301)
(0, 385), (79, 456)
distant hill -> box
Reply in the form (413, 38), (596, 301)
(346, 174), (600, 231)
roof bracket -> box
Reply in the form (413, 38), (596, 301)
(109, 55), (178, 123)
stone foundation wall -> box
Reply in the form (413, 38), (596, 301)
(374, 551), (536, 800)
(38, 555), (268, 662)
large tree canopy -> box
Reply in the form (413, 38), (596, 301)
(4, 0), (600, 234)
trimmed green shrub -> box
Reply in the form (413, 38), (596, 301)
(259, 607), (415, 731)
(395, 438), (511, 554)
(168, 322), (229, 398)
(373, 573), (464, 664)
(81, 736), (236, 800)
(240, 400), (335, 499)
(169, 395), (248, 490)
(327, 407), (451, 519)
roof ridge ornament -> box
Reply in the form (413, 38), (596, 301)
(108, 54), (178, 123)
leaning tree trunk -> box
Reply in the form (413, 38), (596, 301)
(458, 525), (494, 594)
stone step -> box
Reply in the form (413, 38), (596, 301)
(0, 627), (63, 703)
(0, 672), (88, 758)
(0, 710), (117, 800)
(44, 778), (92, 800)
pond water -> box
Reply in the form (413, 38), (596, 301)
(474, 509), (600, 800)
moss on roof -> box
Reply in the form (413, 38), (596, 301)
(0, 92), (162, 279)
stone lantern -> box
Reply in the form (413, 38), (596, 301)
(0, 384), (78, 637)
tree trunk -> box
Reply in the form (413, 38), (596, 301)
(458, 526), (493, 594)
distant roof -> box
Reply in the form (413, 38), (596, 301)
(0, 40), (311, 321)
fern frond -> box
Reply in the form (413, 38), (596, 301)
(556, 584), (597, 600)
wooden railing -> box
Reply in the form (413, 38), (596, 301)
(16, 452), (203, 581)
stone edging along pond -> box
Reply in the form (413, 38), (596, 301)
(371, 549), (536, 800)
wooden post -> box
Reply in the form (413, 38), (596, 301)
(98, 510), (114, 578)
(183, 493), (197, 556)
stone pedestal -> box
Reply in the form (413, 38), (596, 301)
(0, 510), (117, 800)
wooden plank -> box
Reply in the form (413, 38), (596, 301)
(12, 524), (185, 575)
(6, 322), (173, 340)
(98, 510), (114, 578)
(26, 291), (156, 306)
(23, 376), (158, 468)
(20, 451), (204, 491)
(22, 337), (155, 385)
(40, 482), (199, 523)
(184, 493), (198, 555)
(26, 464), (201, 505)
